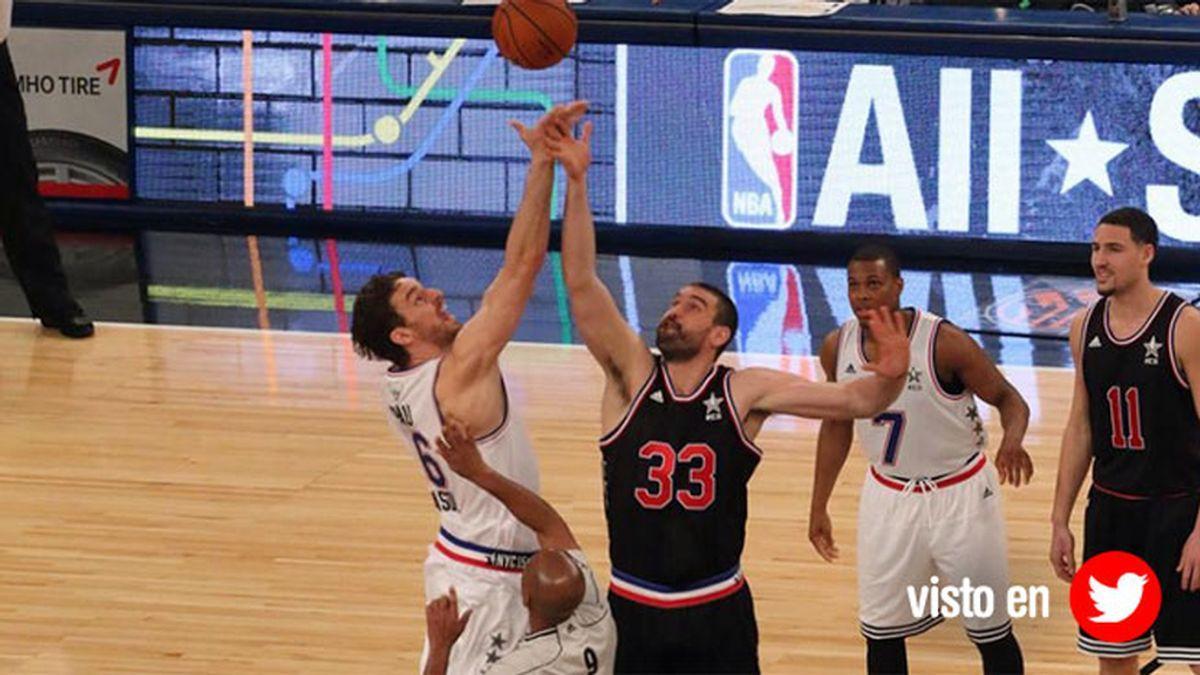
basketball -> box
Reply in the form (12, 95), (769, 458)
(492, 0), (578, 70)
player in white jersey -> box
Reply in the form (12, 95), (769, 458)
(424, 417), (616, 675)
(350, 101), (587, 674)
(809, 244), (1035, 674)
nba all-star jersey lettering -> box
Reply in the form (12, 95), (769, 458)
(600, 357), (761, 602)
(837, 310), (987, 477)
(382, 358), (540, 560)
(1082, 292), (1200, 497)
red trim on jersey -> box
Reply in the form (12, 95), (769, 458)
(929, 319), (968, 401)
(662, 361), (719, 402)
(1104, 291), (1169, 346)
(870, 453), (987, 492)
(1091, 483), (1198, 501)
(599, 364), (658, 447)
(610, 576), (746, 609)
(722, 370), (764, 458)
(1168, 302), (1191, 390)
(433, 541), (524, 574)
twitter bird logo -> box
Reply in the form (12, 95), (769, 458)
(1089, 573), (1148, 623)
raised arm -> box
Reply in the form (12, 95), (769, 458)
(809, 329), (855, 563)
(444, 102), (587, 380)
(436, 417), (578, 551)
(935, 322), (1034, 487)
(1049, 310), (1093, 583)
(733, 308), (909, 420)
(547, 118), (653, 401)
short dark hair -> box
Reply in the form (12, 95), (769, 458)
(351, 272), (411, 368)
(850, 243), (902, 278)
(1098, 207), (1159, 249)
(688, 281), (739, 355)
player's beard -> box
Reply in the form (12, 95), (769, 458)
(656, 319), (701, 362)
(432, 320), (462, 349)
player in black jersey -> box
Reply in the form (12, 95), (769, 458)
(1050, 207), (1200, 674)
(546, 116), (912, 673)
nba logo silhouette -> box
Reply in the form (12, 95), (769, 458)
(726, 263), (807, 354)
(722, 49), (799, 230)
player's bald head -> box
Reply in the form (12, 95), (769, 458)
(521, 550), (585, 627)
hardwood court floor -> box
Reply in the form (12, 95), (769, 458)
(0, 320), (1177, 673)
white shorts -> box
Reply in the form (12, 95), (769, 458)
(857, 454), (1013, 644)
(419, 545), (529, 674)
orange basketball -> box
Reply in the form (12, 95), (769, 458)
(492, 0), (577, 70)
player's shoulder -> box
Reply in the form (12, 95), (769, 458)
(1171, 300), (1200, 341)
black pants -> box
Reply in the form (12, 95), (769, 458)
(610, 584), (760, 674)
(1080, 488), (1200, 662)
(0, 40), (77, 319)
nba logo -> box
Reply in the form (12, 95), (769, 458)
(722, 49), (799, 230)
(726, 263), (808, 355)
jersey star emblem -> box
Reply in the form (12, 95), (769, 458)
(486, 649), (501, 664)
(703, 393), (724, 421)
(1143, 336), (1162, 365)
(966, 405), (980, 421)
(490, 633), (507, 650)
(906, 367), (922, 388)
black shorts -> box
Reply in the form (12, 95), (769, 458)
(1078, 488), (1200, 665)
(609, 583), (760, 674)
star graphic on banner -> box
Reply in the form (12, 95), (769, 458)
(1046, 111), (1128, 196)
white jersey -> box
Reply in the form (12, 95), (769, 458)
(836, 309), (987, 478)
(382, 357), (539, 565)
(486, 550), (617, 675)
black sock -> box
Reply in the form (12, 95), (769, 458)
(867, 636), (908, 674)
(976, 632), (1024, 674)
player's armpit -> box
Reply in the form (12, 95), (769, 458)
(567, 275), (653, 400)
(442, 272), (536, 380)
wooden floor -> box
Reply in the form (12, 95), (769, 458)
(0, 319), (1180, 673)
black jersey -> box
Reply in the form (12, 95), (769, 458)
(1083, 292), (1200, 497)
(600, 357), (762, 590)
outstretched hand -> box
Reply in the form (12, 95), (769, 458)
(861, 308), (911, 380)
(545, 119), (593, 180)
(509, 100), (588, 159)
(436, 416), (488, 481)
